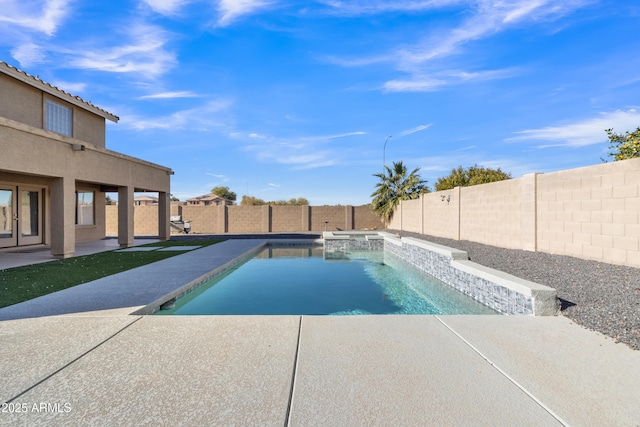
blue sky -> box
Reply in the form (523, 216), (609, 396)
(1, 1), (639, 205)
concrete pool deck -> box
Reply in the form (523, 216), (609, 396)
(1, 240), (639, 425)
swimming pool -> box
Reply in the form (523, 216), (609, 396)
(155, 246), (497, 316)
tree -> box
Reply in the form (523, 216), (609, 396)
(370, 161), (428, 223)
(211, 186), (236, 201)
(270, 197), (310, 206)
(240, 195), (266, 206)
(435, 164), (511, 191)
(240, 196), (310, 206)
(105, 195), (114, 205)
(604, 127), (640, 161)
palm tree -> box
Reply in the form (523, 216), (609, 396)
(370, 161), (427, 224)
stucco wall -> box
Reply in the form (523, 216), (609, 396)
(0, 74), (42, 129)
(0, 74), (107, 147)
(390, 158), (640, 268)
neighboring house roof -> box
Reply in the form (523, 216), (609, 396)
(186, 193), (234, 204)
(0, 61), (119, 122)
(134, 196), (159, 202)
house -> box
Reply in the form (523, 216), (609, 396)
(186, 193), (235, 206)
(0, 61), (172, 258)
(134, 195), (159, 206)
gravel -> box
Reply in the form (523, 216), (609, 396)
(390, 230), (640, 351)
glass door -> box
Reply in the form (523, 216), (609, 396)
(0, 186), (43, 248)
(0, 188), (17, 248)
(18, 188), (42, 246)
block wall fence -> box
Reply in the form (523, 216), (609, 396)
(388, 158), (640, 268)
(106, 204), (383, 236)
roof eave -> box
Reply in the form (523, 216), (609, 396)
(0, 61), (119, 123)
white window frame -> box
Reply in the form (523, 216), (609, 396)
(45, 99), (73, 137)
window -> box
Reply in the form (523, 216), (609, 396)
(76, 191), (94, 225)
(45, 99), (72, 136)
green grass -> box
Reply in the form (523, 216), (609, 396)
(0, 240), (222, 309)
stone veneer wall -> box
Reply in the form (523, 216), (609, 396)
(323, 237), (384, 252)
(384, 238), (534, 315)
(323, 232), (558, 315)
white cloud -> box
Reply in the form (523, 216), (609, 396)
(241, 130), (365, 169)
(398, 0), (590, 66)
(216, 0), (273, 26)
(138, 91), (200, 99)
(384, 77), (446, 92)
(122, 99), (233, 130)
(142, 0), (191, 15)
(51, 80), (87, 93)
(248, 132), (268, 139)
(396, 124), (432, 138)
(325, 0), (590, 93)
(318, 0), (465, 15)
(10, 42), (46, 68)
(384, 68), (518, 92)
(327, 131), (367, 139)
(507, 109), (640, 148)
(0, 0), (70, 36)
(69, 24), (176, 78)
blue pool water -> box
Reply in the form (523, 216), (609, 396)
(156, 246), (497, 316)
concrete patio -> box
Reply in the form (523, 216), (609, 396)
(1, 240), (639, 425)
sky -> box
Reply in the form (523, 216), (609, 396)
(1, 0), (639, 206)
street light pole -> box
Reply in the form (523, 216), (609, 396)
(383, 135), (392, 168)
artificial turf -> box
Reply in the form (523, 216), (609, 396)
(0, 240), (221, 309)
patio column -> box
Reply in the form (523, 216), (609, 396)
(118, 185), (134, 248)
(158, 191), (170, 241)
(50, 176), (76, 258)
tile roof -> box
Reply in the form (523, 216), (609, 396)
(0, 61), (119, 122)
(187, 193), (235, 203)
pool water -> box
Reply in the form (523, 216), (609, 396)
(156, 246), (497, 316)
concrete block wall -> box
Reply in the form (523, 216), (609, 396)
(354, 205), (383, 229)
(399, 198), (422, 233)
(310, 206), (351, 231)
(106, 204), (382, 236)
(105, 205), (117, 236)
(227, 206), (264, 233)
(459, 178), (524, 250)
(271, 206), (305, 232)
(423, 190), (461, 239)
(391, 158), (640, 268)
(181, 205), (222, 234)
(133, 205), (158, 236)
(536, 158), (640, 267)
